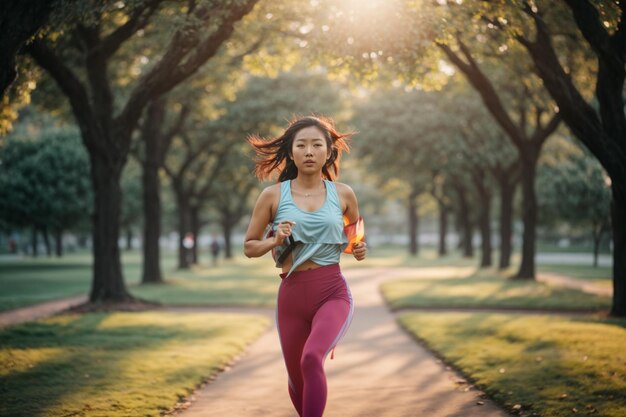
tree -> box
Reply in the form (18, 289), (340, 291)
(210, 148), (257, 259)
(516, 1), (626, 315)
(440, 82), (520, 268)
(133, 0), (281, 280)
(458, 0), (626, 315)
(135, 95), (188, 281)
(121, 160), (143, 251)
(538, 136), (611, 267)
(434, 31), (561, 279)
(0, 128), (92, 256)
(354, 87), (450, 255)
(24, 0), (259, 303)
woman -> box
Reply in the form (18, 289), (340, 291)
(244, 116), (367, 417)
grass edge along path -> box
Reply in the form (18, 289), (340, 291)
(0, 310), (270, 417)
(381, 269), (611, 312)
(398, 312), (626, 417)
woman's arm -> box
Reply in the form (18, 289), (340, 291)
(243, 186), (294, 258)
(337, 183), (367, 261)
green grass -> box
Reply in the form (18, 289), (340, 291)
(398, 312), (626, 417)
(382, 268), (611, 311)
(0, 250), (282, 311)
(538, 264), (612, 288)
(342, 244), (479, 269)
(0, 311), (269, 417)
(129, 256), (280, 307)
(0, 250), (153, 311)
(0, 245), (613, 312)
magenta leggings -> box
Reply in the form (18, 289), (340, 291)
(277, 264), (353, 417)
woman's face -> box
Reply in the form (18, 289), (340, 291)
(291, 126), (330, 175)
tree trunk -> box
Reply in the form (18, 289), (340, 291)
(455, 185), (473, 258)
(455, 212), (464, 250)
(438, 201), (448, 256)
(126, 229), (133, 251)
(140, 99), (167, 284)
(593, 233), (600, 268)
(222, 219), (233, 259)
(55, 228), (63, 257)
(41, 226), (52, 256)
(89, 156), (132, 302)
(498, 175), (515, 269)
(176, 192), (192, 269)
(474, 175), (492, 268)
(610, 183), (626, 316)
(191, 206), (201, 264)
(141, 146), (164, 283)
(408, 194), (419, 256)
(31, 226), (38, 257)
(515, 156), (538, 279)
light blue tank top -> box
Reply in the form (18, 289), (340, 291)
(272, 179), (348, 277)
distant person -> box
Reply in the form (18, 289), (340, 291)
(8, 238), (17, 254)
(210, 237), (220, 266)
(243, 116), (367, 417)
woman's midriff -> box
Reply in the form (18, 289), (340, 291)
(281, 254), (324, 273)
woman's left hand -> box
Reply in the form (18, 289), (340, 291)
(352, 242), (367, 261)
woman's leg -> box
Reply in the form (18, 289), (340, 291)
(277, 311), (310, 416)
(300, 298), (351, 417)
(277, 272), (310, 415)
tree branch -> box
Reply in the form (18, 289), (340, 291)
(160, 104), (191, 165)
(516, 4), (612, 170)
(563, 0), (622, 72)
(24, 40), (95, 148)
(117, 0), (259, 130)
(197, 145), (233, 199)
(99, 0), (161, 59)
(437, 39), (525, 148)
(530, 111), (561, 147)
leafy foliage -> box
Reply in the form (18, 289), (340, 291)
(0, 127), (92, 232)
(538, 136), (611, 233)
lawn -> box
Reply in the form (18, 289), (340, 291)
(0, 250), (281, 311)
(1, 245), (473, 312)
(0, 311), (269, 417)
(538, 264), (612, 288)
(0, 245), (613, 312)
(382, 268), (611, 311)
(398, 312), (626, 417)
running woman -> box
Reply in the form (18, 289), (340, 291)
(244, 116), (367, 417)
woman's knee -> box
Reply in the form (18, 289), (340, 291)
(300, 349), (323, 373)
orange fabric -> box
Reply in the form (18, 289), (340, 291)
(342, 216), (365, 254)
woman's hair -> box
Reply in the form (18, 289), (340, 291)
(247, 116), (352, 182)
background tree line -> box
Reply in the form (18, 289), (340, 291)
(0, 0), (620, 315)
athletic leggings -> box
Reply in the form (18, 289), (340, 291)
(277, 263), (353, 417)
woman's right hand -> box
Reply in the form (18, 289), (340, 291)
(274, 220), (296, 246)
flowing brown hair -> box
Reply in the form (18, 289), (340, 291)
(247, 116), (352, 182)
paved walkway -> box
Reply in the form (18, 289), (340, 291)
(0, 294), (87, 328)
(173, 267), (508, 417)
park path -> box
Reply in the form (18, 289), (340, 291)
(173, 266), (509, 417)
(0, 294), (87, 328)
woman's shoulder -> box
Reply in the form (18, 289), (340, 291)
(258, 182), (282, 201)
(333, 181), (355, 196)
(263, 182), (282, 193)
